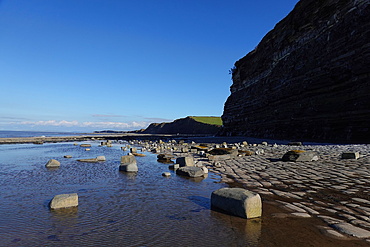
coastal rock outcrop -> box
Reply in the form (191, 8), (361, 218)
(142, 116), (222, 135)
(222, 0), (370, 143)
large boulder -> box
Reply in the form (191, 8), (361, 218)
(176, 166), (204, 178)
(50, 193), (78, 209)
(119, 155), (138, 172)
(282, 150), (319, 162)
(176, 156), (195, 167)
(45, 159), (60, 168)
(211, 188), (262, 219)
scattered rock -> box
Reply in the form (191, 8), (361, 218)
(96, 156), (106, 161)
(80, 144), (91, 147)
(64, 155), (72, 158)
(211, 188), (262, 219)
(341, 152), (360, 160)
(176, 156), (195, 167)
(119, 155), (138, 172)
(282, 150), (319, 162)
(332, 222), (370, 238)
(45, 159), (60, 168)
(157, 154), (173, 163)
(162, 172), (171, 177)
(176, 166), (204, 178)
(50, 193), (78, 209)
(132, 153), (146, 157)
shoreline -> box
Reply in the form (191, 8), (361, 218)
(1, 135), (370, 245)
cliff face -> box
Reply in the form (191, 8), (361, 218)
(142, 116), (222, 135)
(222, 0), (370, 143)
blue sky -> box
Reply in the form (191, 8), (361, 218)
(0, 0), (299, 132)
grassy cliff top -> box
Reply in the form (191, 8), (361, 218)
(189, 116), (223, 126)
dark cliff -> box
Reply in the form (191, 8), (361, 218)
(142, 116), (222, 135)
(222, 0), (370, 143)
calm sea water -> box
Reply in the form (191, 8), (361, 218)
(0, 141), (261, 246)
(0, 131), (85, 138)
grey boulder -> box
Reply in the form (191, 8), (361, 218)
(211, 188), (262, 219)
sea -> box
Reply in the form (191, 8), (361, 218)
(0, 137), (260, 246)
(0, 130), (86, 138)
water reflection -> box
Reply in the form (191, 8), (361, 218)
(0, 142), (260, 246)
(211, 210), (262, 246)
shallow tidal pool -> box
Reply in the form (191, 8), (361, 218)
(0, 141), (261, 246)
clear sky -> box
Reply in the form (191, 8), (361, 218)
(0, 0), (299, 132)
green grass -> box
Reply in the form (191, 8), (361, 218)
(189, 116), (223, 126)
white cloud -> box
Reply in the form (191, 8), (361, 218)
(20, 120), (79, 127)
(16, 120), (148, 130)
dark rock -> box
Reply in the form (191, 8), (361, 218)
(221, 0), (370, 143)
(176, 167), (204, 178)
(341, 152), (360, 159)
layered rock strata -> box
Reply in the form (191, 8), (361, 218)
(222, 0), (370, 143)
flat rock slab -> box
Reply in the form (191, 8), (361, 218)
(332, 222), (370, 238)
(80, 144), (91, 147)
(176, 166), (204, 177)
(45, 159), (60, 168)
(77, 158), (99, 163)
(50, 193), (78, 209)
(211, 188), (262, 219)
(282, 150), (319, 162)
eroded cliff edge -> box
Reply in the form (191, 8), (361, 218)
(221, 0), (370, 143)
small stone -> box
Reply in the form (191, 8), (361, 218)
(64, 155), (72, 158)
(50, 193), (78, 209)
(80, 144), (91, 147)
(45, 159), (60, 168)
(341, 152), (360, 159)
(291, 212), (311, 217)
(162, 172), (171, 177)
(96, 156), (106, 161)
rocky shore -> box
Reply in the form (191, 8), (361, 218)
(133, 138), (370, 245)
(3, 135), (370, 245)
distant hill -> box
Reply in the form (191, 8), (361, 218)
(142, 116), (222, 135)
